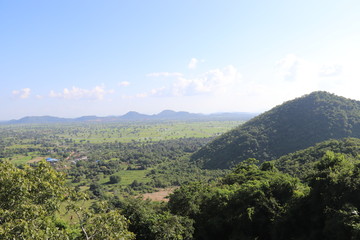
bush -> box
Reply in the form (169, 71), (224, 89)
(109, 175), (121, 184)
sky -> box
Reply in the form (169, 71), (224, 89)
(1, 0), (360, 120)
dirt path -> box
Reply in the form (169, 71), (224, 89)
(65, 152), (75, 160)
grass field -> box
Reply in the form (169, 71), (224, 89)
(98, 169), (151, 186)
(9, 153), (47, 165)
(55, 121), (243, 143)
(1, 120), (244, 165)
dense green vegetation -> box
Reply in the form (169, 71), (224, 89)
(3, 150), (360, 239)
(168, 152), (360, 239)
(274, 137), (360, 179)
(0, 120), (238, 204)
(0, 160), (135, 239)
(192, 91), (360, 169)
(4, 91), (360, 239)
(0, 120), (238, 239)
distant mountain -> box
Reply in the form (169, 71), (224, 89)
(154, 110), (200, 120)
(191, 91), (360, 169)
(74, 115), (100, 122)
(3, 110), (257, 124)
(120, 111), (150, 120)
(7, 116), (70, 124)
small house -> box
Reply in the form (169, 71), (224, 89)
(46, 158), (59, 163)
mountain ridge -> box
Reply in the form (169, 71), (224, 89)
(191, 91), (360, 169)
(4, 110), (258, 124)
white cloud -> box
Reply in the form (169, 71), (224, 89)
(134, 87), (166, 98)
(120, 53), (360, 114)
(134, 93), (147, 98)
(275, 54), (345, 85)
(319, 64), (342, 77)
(118, 81), (130, 87)
(274, 54), (336, 93)
(262, 54), (358, 108)
(121, 87), (166, 99)
(12, 88), (31, 99)
(146, 72), (183, 77)
(276, 54), (301, 81)
(172, 65), (242, 96)
(188, 58), (199, 69)
(135, 65), (242, 99)
(49, 85), (114, 100)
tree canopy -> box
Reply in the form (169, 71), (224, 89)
(171, 151), (360, 239)
(0, 160), (134, 239)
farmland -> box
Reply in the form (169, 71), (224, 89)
(0, 120), (242, 198)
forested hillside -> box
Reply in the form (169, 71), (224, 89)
(274, 137), (360, 179)
(192, 91), (360, 169)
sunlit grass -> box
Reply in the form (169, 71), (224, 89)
(98, 169), (151, 186)
(56, 121), (243, 143)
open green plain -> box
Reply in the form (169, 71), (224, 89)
(54, 121), (242, 143)
(0, 120), (243, 197)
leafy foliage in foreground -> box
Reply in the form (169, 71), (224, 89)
(115, 198), (194, 240)
(170, 152), (360, 239)
(0, 160), (134, 240)
(192, 91), (360, 169)
(276, 152), (360, 239)
(0, 160), (70, 239)
(169, 160), (307, 239)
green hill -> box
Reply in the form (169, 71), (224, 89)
(274, 137), (360, 179)
(192, 91), (360, 169)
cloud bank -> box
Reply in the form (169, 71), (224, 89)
(118, 81), (130, 87)
(49, 86), (114, 100)
(146, 72), (183, 77)
(12, 88), (31, 99)
(188, 58), (199, 69)
(172, 65), (241, 96)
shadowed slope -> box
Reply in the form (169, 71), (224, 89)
(192, 91), (360, 169)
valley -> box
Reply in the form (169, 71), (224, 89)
(0, 120), (241, 197)
(3, 91), (360, 239)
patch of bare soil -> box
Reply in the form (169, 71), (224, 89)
(142, 187), (178, 202)
(27, 157), (46, 163)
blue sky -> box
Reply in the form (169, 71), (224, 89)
(1, 0), (360, 120)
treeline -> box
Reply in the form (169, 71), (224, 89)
(81, 137), (211, 165)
